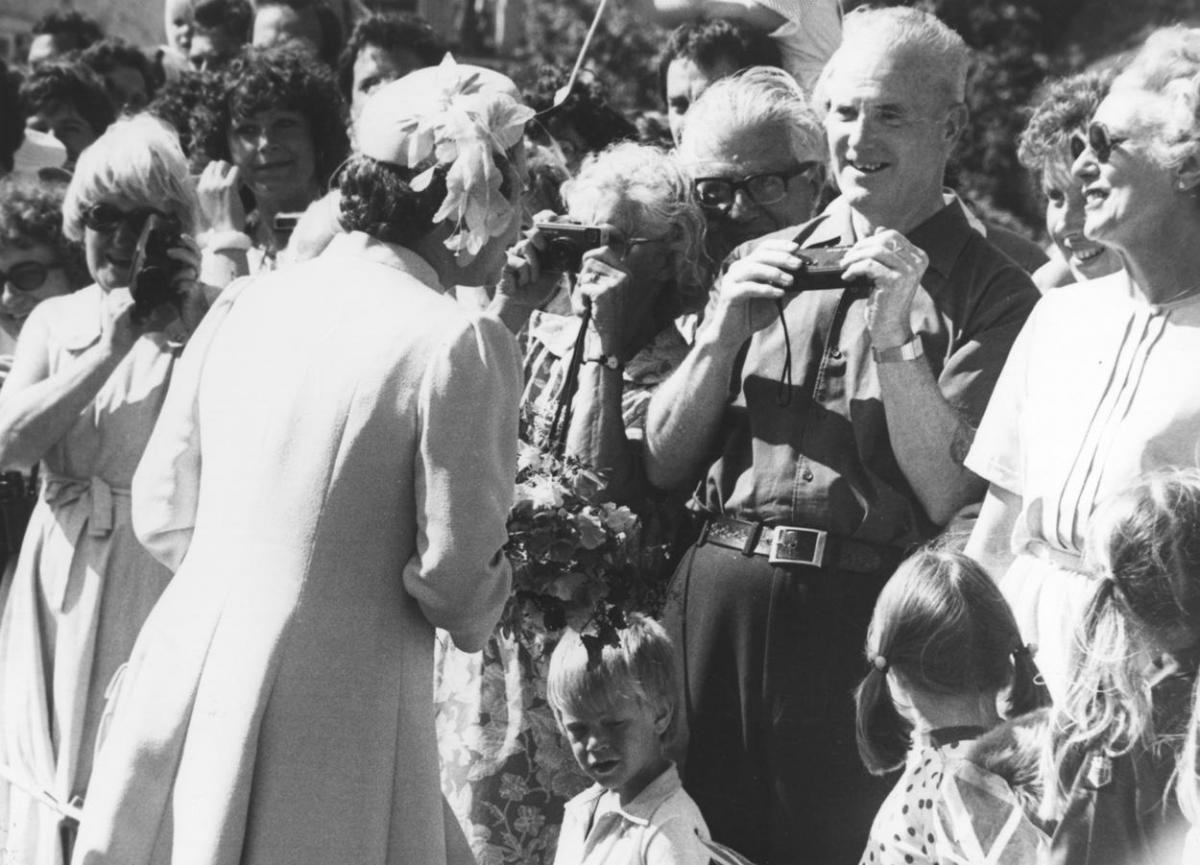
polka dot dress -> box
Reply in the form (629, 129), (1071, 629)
(857, 728), (984, 865)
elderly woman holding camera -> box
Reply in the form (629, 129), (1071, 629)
(436, 141), (707, 865)
(0, 115), (206, 865)
(495, 141), (707, 499)
(966, 26), (1200, 701)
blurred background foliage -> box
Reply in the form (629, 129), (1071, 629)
(498, 0), (1200, 237)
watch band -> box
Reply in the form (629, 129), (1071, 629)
(584, 354), (623, 371)
(872, 335), (924, 363)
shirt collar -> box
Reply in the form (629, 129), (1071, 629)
(323, 231), (446, 291)
(810, 195), (971, 283)
(578, 763), (683, 827)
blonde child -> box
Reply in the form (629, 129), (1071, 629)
(548, 614), (712, 865)
(1042, 470), (1200, 865)
(854, 548), (1050, 865)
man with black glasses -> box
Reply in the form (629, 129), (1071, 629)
(647, 8), (1039, 864)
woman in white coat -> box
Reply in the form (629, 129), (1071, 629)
(71, 58), (532, 865)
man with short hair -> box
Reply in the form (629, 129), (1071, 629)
(659, 18), (782, 145)
(646, 7), (1040, 863)
(337, 12), (444, 123)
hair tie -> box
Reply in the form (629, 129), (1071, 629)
(872, 655), (888, 672)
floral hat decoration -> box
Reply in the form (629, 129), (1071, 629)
(356, 54), (536, 265)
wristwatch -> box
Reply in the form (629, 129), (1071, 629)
(871, 335), (924, 364)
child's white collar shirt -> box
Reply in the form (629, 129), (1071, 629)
(553, 764), (712, 865)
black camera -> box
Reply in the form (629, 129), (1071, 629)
(129, 213), (185, 322)
(787, 246), (873, 292)
(534, 222), (612, 274)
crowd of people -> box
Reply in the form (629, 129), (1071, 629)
(2, 2), (1200, 865)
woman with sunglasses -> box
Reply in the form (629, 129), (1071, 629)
(965, 27), (1200, 702)
(0, 115), (206, 865)
(436, 141), (708, 865)
(1017, 71), (1124, 292)
(0, 177), (89, 379)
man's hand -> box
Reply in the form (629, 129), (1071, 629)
(840, 228), (929, 349)
(699, 239), (805, 351)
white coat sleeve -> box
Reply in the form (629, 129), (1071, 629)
(403, 311), (521, 652)
(132, 284), (244, 570)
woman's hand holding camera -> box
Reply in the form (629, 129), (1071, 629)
(492, 212), (564, 334)
(573, 247), (635, 362)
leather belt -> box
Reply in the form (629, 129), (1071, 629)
(700, 516), (892, 574)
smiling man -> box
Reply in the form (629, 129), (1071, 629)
(645, 7), (1039, 864)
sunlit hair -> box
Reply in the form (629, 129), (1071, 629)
(62, 114), (198, 241)
(814, 5), (970, 110)
(1018, 71), (1113, 182)
(678, 66), (826, 175)
(1110, 26), (1200, 173)
(855, 547), (1049, 776)
(1046, 469), (1200, 816)
(547, 614), (681, 747)
(561, 141), (708, 313)
(0, 176), (89, 289)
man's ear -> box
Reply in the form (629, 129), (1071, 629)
(653, 702), (673, 737)
(1175, 154), (1200, 193)
(944, 102), (968, 147)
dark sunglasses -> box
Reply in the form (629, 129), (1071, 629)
(1070, 121), (1129, 163)
(693, 162), (821, 213)
(0, 261), (65, 292)
(80, 203), (164, 234)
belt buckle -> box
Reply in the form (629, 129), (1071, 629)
(768, 526), (827, 567)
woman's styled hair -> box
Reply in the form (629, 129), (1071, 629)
(1181, 680), (1200, 828)
(0, 176), (89, 289)
(1048, 470), (1200, 809)
(561, 141), (709, 314)
(677, 66), (826, 176)
(547, 614), (681, 745)
(194, 43), (349, 190)
(1018, 71), (1113, 181)
(336, 155), (449, 245)
(1111, 26), (1200, 173)
(855, 548), (1049, 775)
(62, 114), (199, 241)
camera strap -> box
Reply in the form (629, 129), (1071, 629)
(546, 293), (592, 459)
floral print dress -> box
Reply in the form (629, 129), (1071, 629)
(434, 310), (689, 865)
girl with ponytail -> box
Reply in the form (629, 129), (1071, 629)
(1042, 469), (1200, 865)
(854, 547), (1050, 865)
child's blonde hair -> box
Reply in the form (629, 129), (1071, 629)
(547, 614), (680, 744)
(1048, 469), (1200, 815)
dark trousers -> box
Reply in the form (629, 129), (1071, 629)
(663, 540), (895, 865)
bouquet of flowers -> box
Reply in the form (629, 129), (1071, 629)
(501, 441), (669, 661)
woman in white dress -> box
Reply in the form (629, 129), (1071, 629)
(0, 115), (207, 865)
(965, 26), (1200, 699)
(71, 58), (531, 865)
